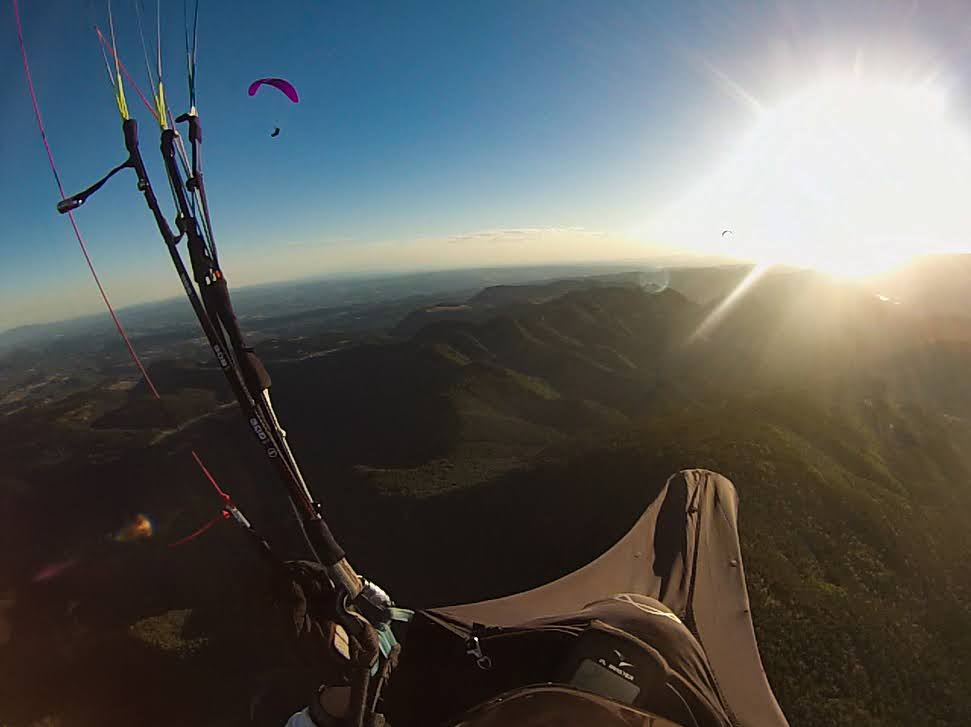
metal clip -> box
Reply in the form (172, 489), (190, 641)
(465, 635), (492, 670)
(224, 505), (251, 529)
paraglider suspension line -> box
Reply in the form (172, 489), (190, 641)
(15, 0), (237, 532)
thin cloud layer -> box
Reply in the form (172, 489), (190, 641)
(445, 227), (604, 244)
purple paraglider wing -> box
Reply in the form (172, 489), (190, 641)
(247, 78), (299, 103)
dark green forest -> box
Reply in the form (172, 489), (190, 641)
(2, 268), (971, 726)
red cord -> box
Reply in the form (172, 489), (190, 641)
(190, 450), (233, 503)
(14, 0), (232, 522)
(94, 25), (160, 123)
(15, 2), (161, 400)
(167, 509), (232, 548)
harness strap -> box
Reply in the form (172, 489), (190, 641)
(56, 158), (132, 213)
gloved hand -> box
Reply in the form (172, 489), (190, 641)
(283, 685), (353, 727)
(274, 559), (350, 687)
(271, 560), (394, 726)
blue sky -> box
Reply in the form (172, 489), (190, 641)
(3, 0), (971, 329)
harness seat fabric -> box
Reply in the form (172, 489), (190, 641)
(408, 469), (788, 727)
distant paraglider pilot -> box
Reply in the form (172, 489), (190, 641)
(248, 78), (300, 104)
(248, 78), (296, 141)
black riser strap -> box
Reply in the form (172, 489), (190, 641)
(56, 157), (130, 213)
(202, 278), (272, 394)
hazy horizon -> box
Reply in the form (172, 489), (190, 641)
(8, 4), (971, 724)
(5, 1), (971, 328)
(0, 228), (688, 331)
(1, 253), (726, 334)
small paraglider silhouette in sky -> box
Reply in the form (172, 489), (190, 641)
(721, 229), (734, 237)
(248, 77), (299, 103)
(249, 78), (298, 139)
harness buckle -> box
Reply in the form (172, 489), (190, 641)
(465, 635), (493, 670)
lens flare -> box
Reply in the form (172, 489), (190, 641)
(31, 557), (80, 583)
(114, 513), (154, 542)
(651, 75), (971, 278)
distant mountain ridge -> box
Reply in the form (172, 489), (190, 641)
(391, 266), (749, 337)
(3, 266), (971, 726)
(0, 261), (706, 345)
(870, 253), (971, 317)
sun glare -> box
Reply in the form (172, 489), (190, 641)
(651, 75), (971, 278)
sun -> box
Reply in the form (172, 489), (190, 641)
(651, 74), (971, 278)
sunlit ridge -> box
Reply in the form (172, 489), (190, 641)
(689, 263), (771, 342)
